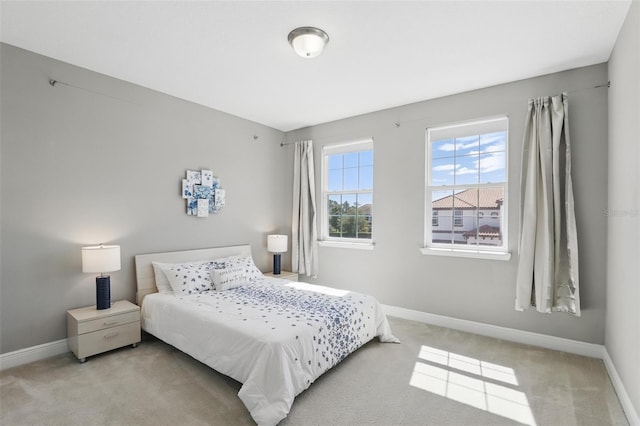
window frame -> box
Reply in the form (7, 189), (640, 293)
(320, 138), (374, 248)
(423, 116), (510, 260)
(454, 210), (463, 227)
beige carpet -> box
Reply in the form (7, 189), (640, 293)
(0, 317), (629, 426)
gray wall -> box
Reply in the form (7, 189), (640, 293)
(607, 0), (640, 417)
(0, 44), (290, 353)
(287, 63), (609, 344)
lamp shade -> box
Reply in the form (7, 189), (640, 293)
(82, 245), (121, 273)
(288, 27), (329, 58)
(267, 235), (288, 253)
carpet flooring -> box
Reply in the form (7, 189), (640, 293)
(0, 317), (629, 426)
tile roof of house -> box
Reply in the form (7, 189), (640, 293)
(463, 224), (502, 238)
(432, 188), (504, 209)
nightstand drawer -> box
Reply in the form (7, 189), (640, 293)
(77, 311), (140, 334)
(76, 321), (141, 359)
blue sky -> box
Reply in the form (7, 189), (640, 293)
(328, 150), (373, 192)
(327, 150), (374, 209)
(431, 131), (506, 187)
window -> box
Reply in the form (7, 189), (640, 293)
(321, 139), (373, 246)
(424, 116), (508, 258)
(454, 210), (463, 227)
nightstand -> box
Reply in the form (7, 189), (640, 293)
(264, 270), (299, 281)
(67, 300), (141, 363)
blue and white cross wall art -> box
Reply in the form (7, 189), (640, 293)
(182, 169), (226, 217)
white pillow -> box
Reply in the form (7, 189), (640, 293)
(211, 255), (263, 283)
(211, 265), (247, 291)
(151, 262), (174, 293)
(152, 260), (213, 293)
(159, 261), (216, 295)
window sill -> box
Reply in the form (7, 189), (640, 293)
(318, 241), (375, 251)
(420, 247), (511, 261)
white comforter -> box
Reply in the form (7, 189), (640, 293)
(141, 277), (398, 425)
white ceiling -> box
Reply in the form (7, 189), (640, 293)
(0, 1), (632, 132)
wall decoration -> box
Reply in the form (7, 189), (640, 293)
(182, 169), (225, 217)
(197, 198), (209, 217)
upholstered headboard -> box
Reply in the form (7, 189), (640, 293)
(134, 244), (253, 305)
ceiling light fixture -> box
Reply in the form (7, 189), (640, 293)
(288, 27), (329, 58)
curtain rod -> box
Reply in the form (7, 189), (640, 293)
(49, 77), (140, 105)
(565, 80), (610, 94)
(392, 81), (611, 128)
(280, 136), (374, 147)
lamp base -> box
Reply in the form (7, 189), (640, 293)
(272, 253), (282, 275)
(96, 276), (111, 310)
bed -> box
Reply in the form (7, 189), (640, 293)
(135, 244), (399, 426)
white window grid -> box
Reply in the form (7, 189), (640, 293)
(321, 139), (374, 244)
(424, 116), (509, 254)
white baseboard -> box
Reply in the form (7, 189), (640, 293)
(0, 339), (69, 371)
(382, 304), (604, 357)
(382, 304), (639, 426)
(602, 349), (640, 426)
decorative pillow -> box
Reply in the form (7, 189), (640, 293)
(211, 265), (247, 291)
(159, 261), (216, 295)
(152, 260), (214, 293)
(211, 255), (263, 283)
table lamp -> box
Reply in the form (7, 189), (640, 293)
(82, 244), (121, 310)
(267, 235), (288, 275)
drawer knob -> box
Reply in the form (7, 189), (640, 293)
(103, 320), (118, 326)
(104, 332), (119, 339)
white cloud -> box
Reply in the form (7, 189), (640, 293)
(437, 143), (456, 152)
(456, 139), (479, 151)
(479, 152), (505, 173)
(435, 132), (506, 154)
(433, 164), (457, 171)
(480, 133), (506, 146)
(456, 167), (477, 175)
(483, 144), (505, 153)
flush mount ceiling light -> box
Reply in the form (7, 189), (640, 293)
(287, 27), (329, 58)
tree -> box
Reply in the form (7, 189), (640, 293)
(327, 198), (372, 239)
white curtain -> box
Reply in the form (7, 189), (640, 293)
(292, 140), (319, 277)
(516, 93), (580, 316)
